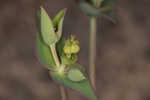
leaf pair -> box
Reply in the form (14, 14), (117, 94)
(78, 0), (117, 22)
(40, 7), (66, 46)
(37, 7), (66, 69)
(36, 7), (97, 100)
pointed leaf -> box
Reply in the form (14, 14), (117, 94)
(78, 0), (117, 22)
(40, 7), (57, 45)
(50, 64), (97, 100)
(53, 8), (67, 41)
(37, 11), (56, 69)
(100, 0), (116, 14)
(79, 2), (101, 16)
(37, 10), (66, 69)
(53, 8), (67, 29)
(37, 31), (56, 69)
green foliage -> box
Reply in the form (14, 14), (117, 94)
(56, 37), (66, 63)
(67, 68), (86, 82)
(37, 7), (97, 100)
(37, 11), (56, 69)
(40, 7), (56, 45)
(37, 31), (56, 69)
(37, 7), (66, 69)
(50, 64), (97, 100)
(53, 8), (67, 42)
(40, 7), (66, 45)
(100, 0), (116, 21)
(79, 2), (101, 16)
(53, 8), (66, 30)
(78, 0), (117, 22)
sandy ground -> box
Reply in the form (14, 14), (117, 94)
(0, 0), (150, 100)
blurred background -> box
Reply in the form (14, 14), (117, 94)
(0, 0), (150, 100)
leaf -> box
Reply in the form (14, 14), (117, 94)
(100, 0), (117, 22)
(53, 8), (67, 41)
(79, 2), (101, 16)
(37, 10), (56, 69)
(78, 0), (117, 22)
(67, 68), (86, 82)
(37, 9), (66, 69)
(53, 8), (66, 29)
(50, 63), (97, 100)
(56, 37), (66, 63)
(97, 0), (117, 23)
(37, 31), (56, 69)
(40, 7), (57, 45)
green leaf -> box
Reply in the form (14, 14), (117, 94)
(100, 0), (116, 14)
(37, 31), (56, 69)
(37, 10), (56, 69)
(53, 8), (67, 41)
(40, 7), (57, 45)
(50, 64), (97, 100)
(100, 0), (116, 20)
(67, 68), (86, 82)
(37, 9), (66, 69)
(53, 8), (66, 29)
(78, 0), (116, 22)
(79, 2), (101, 16)
(56, 37), (66, 63)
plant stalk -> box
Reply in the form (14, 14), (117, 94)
(60, 86), (67, 100)
(50, 44), (61, 67)
(89, 0), (102, 90)
(50, 44), (67, 100)
(89, 17), (97, 89)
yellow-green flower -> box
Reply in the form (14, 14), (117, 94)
(63, 35), (80, 54)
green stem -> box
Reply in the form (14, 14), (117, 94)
(89, 0), (102, 90)
(60, 86), (67, 100)
(49, 44), (67, 100)
(89, 17), (97, 89)
(50, 44), (61, 67)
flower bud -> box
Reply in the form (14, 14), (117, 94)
(63, 35), (80, 54)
